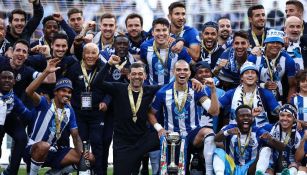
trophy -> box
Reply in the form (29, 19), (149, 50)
(166, 132), (181, 175)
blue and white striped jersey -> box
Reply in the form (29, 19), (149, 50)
(140, 38), (192, 85)
(221, 124), (267, 165)
(28, 96), (77, 146)
(151, 81), (207, 136)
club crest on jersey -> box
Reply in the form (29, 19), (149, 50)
(16, 73), (21, 81)
(112, 69), (121, 80)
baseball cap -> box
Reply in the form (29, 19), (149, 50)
(240, 62), (258, 75)
(264, 29), (284, 44)
(54, 78), (73, 91)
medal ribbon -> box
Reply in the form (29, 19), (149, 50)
(52, 100), (66, 139)
(115, 58), (127, 71)
(264, 51), (281, 81)
(153, 41), (169, 71)
(173, 84), (188, 113)
(237, 128), (251, 156)
(81, 61), (97, 91)
(251, 30), (265, 47)
(128, 85), (143, 121)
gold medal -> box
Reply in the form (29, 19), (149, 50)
(237, 128), (251, 156)
(153, 41), (169, 73)
(173, 84), (188, 113)
(52, 100), (66, 139)
(128, 85), (143, 123)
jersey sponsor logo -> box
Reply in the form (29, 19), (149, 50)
(154, 62), (165, 75)
(78, 75), (84, 80)
(16, 73), (21, 81)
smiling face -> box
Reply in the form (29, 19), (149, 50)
(202, 27), (218, 50)
(249, 8), (266, 30)
(128, 67), (146, 89)
(218, 18), (232, 40)
(12, 42), (28, 67)
(286, 4), (303, 19)
(10, 13), (26, 36)
(43, 20), (59, 42)
(279, 111), (294, 131)
(83, 43), (99, 68)
(100, 17), (116, 40)
(233, 36), (249, 59)
(265, 42), (283, 58)
(126, 17), (142, 39)
(236, 108), (253, 134)
(195, 68), (212, 84)
(241, 70), (258, 86)
(51, 38), (68, 59)
(0, 71), (15, 93)
(114, 36), (129, 58)
(54, 87), (72, 105)
(174, 61), (191, 86)
(152, 23), (169, 47)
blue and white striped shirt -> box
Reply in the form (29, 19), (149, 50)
(28, 97), (77, 146)
(151, 81), (207, 136)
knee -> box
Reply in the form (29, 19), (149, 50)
(31, 142), (50, 158)
(200, 128), (214, 138)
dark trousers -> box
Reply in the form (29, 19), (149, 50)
(0, 116), (27, 175)
(113, 132), (160, 175)
(76, 109), (104, 175)
(102, 114), (113, 175)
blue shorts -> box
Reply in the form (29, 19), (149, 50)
(24, 145), (72, 169)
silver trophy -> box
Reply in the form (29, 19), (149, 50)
(166, 132), (181, 175)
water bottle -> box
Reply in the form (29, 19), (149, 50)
(77, 141), (92, 175)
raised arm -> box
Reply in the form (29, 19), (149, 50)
(25, 58), (60, 106)
(200, 78), (219, 116)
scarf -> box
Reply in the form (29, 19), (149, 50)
(160, 135), (186, 175)
(0, 90), (14, 125)
(231, 85), (267, 126)
(271, 121), (297, 170)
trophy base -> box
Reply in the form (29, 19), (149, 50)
(167, 166), (178, 175)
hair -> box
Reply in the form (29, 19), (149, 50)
(129, 62), (146, 73)
(42, 15), (59, 27)
(152, 18), (170, 29)
(125, 13), (143, 27)
(296, 69), (307, 82)
(114, 33), (129, 43)
(235, 105), (252, 116)
(168, 1), (185, 14)
(9, 9), (27, 23)
(100, 13), (116, 23)
(286, 0), (304, 13)
(202, 21), (219, 32)
(52, 33), (68, 44)
(233, 30), (249, 41)
(13, 39), (30, 51)
(67, 8), (83, 18)
(247, 5), (264, 17)
(217, 16), (231, 23)
(83, 43), (99, 54)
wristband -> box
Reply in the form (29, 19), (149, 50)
(223, 130), (229, 136)
(176, 37), (185, 44)
(154, 123), (163, 132)
(260, 82), (265, 88)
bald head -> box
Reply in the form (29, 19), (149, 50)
(284, 16), (303, 42)
(82, 43), (99, 67)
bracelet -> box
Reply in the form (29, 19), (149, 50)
(154, 123), (163, 132)
(223, 130), (229, 136)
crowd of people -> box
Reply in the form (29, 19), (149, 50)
(1, 0), (307, 175)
